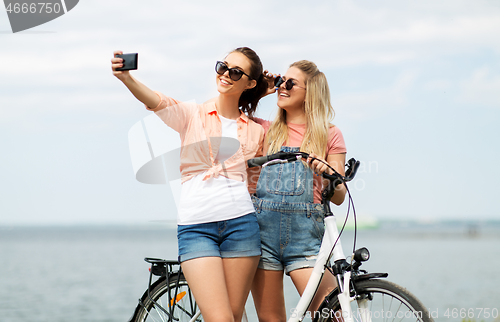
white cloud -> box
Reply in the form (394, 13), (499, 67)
(423, 79), (452, 92)
(459, 66), (500, 107)
(272, 1), (500, 68)
(333, 70), (418, 119)
(1, 0), (500, 224)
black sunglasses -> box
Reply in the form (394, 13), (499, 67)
(274, 76), (306, 90)
(215, 61), (252, 81)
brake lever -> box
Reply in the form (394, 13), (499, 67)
(344, 158), (360, 181)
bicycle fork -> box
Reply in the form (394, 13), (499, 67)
(326, 216), (356, 322)
(328, 216), (373, 322)
(288, 216), (358, 322)
(288, 215), (374, 322)
(335, 269), (373, 322)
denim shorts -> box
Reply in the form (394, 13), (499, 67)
(252, 196), (325, 275)
(177, 213), (261, 263)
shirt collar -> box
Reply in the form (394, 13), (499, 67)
(207, 102), (248, 123)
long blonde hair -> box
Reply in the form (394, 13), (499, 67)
(266, 60), (335, 158)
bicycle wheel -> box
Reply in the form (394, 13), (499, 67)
(133, 273), (203, 322)
(315, 279), (433, 322)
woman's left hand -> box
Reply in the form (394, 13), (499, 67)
(307, 153), (332, 176)
(262, 70), (280, 97)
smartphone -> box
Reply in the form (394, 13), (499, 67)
(115, 53), (138, 71)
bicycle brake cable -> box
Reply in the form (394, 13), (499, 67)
(295, 154), (357, 268)
(326, 176), (358, 271)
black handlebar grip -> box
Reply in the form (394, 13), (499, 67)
(247, 152), (290, 168)
(247, 155), (271, 168)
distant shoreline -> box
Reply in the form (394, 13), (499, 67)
(1, 218), (499, 229)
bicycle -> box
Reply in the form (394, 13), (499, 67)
(128, 151), (434, 322)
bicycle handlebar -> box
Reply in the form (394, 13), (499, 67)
(247, 151), (360, 183)
(246, 151), (308, 168)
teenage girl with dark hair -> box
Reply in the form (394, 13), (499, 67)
(112, 47), (268, 322)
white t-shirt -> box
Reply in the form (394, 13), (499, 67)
(177, 115), (255, 225)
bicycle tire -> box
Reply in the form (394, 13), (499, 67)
(314, 279), (433, 322)
(132, 273), (203, 322)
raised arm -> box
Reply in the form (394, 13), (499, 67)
(111, 50), (160, 109)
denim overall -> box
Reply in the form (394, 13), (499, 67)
(252, 146), (325, 274)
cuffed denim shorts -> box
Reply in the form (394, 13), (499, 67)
(253, 196), (325, 275)
(177, 212), (261, 263)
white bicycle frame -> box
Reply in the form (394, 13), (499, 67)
(287, 214), (360, 322)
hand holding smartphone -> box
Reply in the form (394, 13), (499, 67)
(115, 53), (138, 71)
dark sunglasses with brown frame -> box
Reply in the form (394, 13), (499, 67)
(274, 76), (306, 90)
(215, 61), (253, 81)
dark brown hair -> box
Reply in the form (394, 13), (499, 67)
(231, 47), (267, 118)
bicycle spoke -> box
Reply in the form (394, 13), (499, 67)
(152, 305), (169, 322)
(132, 275), (203, 322)
(317, 280), (432, 322)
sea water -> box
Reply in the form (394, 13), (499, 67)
(0, 221), (499, 322)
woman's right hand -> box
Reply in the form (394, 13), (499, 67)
(111, 50), (131, 82)
(109, 50), (160, 109)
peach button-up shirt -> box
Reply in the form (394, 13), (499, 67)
(147, 92), (264, 192)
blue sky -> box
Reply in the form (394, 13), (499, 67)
(1, 0), (499, 225)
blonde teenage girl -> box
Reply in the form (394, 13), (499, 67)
(251, 60), (347, 321)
